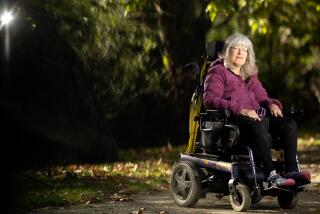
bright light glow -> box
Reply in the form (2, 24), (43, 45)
(1, 11), (14, 26)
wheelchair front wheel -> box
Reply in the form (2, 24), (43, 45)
(277, 191), (298, 209)
(230, 184), (251, 212)
(170, 161), (202, 207)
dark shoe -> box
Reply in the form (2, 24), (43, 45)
(267, 174), (295, 187)
(284, 170), (311, 185)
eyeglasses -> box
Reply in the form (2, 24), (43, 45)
(230, 46), (248, 53)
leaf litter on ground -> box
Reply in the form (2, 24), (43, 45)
(16, 139), (320, 210)
(16, 144), (184, 210)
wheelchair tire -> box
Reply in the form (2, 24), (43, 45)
(170, 161), (202, 207)
(230, 184), (251, 212)
(277, 191), (298, 209)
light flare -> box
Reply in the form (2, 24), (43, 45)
(1, 11), (14, 26)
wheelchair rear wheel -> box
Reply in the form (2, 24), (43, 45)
(170, 161), (203, 207)
(277, 191), (298, 209)
(230, 184), (251, 211)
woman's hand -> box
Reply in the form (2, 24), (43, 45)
(270, 104), (283, 117)
(240, 109), (261, 121)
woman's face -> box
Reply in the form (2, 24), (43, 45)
(229, 45), (248, 68)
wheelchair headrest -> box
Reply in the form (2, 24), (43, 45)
(206, 41), (224, 60)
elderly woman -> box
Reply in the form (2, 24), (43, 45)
(203, 33), (310, 187)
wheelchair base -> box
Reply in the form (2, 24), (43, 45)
(171, 152), (309, 211)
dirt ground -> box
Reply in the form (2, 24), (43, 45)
(28, 163), (320, 214)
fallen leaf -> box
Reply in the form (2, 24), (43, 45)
(129, 207), (145, 214)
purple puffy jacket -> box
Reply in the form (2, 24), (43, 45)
(203, 59), (282, 115)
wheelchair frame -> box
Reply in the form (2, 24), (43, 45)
(169, 41), (307, 212)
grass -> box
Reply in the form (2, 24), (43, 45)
(12, 144), (185, 211)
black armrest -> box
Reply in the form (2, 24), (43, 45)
(197, 109), (230, 121)
(206, 109), (230, 118)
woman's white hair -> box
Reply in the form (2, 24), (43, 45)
(220, 32), (258, 79)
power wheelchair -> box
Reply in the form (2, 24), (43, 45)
(169, 41), (307, 212)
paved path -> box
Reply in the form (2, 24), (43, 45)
(29, 163), (320, 214)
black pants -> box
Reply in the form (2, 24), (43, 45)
(232, 115), (298, 175)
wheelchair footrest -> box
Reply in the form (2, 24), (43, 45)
(262, 186), (292, 196)
(262, 183), (307, 196)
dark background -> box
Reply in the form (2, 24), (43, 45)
(0, 0), (319, 168)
